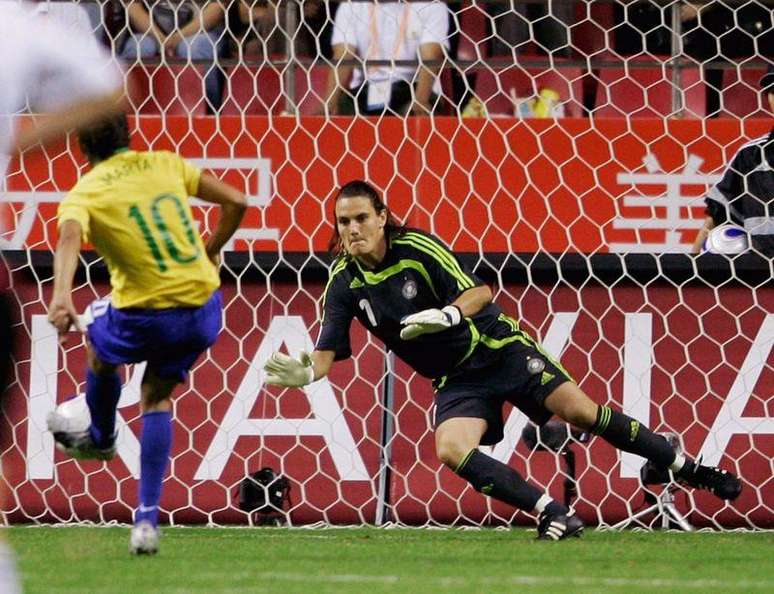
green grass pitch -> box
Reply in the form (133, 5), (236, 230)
(7, 526), (773, 593)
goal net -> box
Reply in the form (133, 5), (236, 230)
(1, 0), (771, 530)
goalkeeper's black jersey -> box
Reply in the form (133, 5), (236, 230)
(316, 228), (522, 380)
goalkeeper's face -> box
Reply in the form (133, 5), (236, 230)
(335, 196), (388, 263)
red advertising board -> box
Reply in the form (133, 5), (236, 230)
(1, 117), (771, 254)
(4, 278), (772, 527)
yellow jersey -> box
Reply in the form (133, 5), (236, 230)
(57, 150), (220, 309)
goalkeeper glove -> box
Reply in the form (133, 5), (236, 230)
(400, 305), (462, 340)
(263, 351), (315, 387)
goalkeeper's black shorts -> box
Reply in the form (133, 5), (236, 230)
(433, 340), (573, 446)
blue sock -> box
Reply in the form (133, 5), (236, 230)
(85, 369), (121, 448)
(135, 411), (172, 527)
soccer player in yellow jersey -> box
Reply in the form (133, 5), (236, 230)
(46, 114), (246, 554)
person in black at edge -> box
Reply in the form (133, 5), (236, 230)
(264, 180), (743, 540)
(693, 64), (774, 257)
(0, 266), (11, 398)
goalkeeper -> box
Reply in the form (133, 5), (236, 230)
(264, 180), (742, 540)
(46, 113), (246, 554)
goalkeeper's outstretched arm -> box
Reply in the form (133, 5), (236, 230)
(263, 349), (335, 388)
(451, 285), (492, 317)
(308, 350), (335, 381)
(400, 285), (492, 340)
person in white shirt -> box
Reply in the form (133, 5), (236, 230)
(0, 4), (124, 591)
(321, 1), (450, 116)
(119, 1), (225, 112)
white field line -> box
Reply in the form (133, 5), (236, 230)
(254, 572), (773, 590)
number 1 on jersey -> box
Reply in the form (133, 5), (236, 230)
(359, 299), (377, 327)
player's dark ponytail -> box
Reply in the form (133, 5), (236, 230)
(77, 112), (130, 165)
(328, 180), (404, 256)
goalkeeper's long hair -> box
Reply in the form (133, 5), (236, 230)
(328, 180), (405, 257)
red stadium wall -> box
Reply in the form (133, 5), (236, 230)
(2, 116), (772, 254)
(5, 278), (772, 527)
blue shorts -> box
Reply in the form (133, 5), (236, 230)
(87, 291), (222, 383)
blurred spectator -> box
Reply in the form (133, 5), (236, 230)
(446, 1), (477, 116)
(613, 0), (673, 56)
(682, 1), (773, 117)
(294, 0), (336, 59)
(223, 0), (338, 59)
(487, 0), (573, 57)
(119, 0), (225, 112)
(225, 0), (334, 60)
(226, 0), (284, 57)
(321, 0), (450, 116)
(611, 1), (772, 117)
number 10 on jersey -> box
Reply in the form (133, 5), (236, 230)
(128, 193), (200, 272)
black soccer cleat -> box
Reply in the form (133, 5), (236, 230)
(537, 508), (585, 541)
(679, 463), (742, 501)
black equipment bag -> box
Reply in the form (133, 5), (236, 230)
(237, 467), (291, 514)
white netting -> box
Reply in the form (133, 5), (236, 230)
(1, 0), (772, 530)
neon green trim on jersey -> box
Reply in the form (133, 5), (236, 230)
(321, 258), (349, 321)
(533, 339), (573, 382)
(479, 331), (533, 350)
(499, 313), (520, 333)
(393, 233), (475, 291)
(499, 314), (574, 381)
(397, 232), (475, 289)
(354, 258), (438, 300)
(456, 318), (481, 367)
(349, 277), (364, 289)
(433, 319), (480, 384)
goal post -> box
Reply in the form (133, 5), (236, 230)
(0, 0), (771, 530)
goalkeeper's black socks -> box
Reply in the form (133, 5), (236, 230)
(590, 405), (677, 469)
(454, 449), (567, 514)
(85, 368), (121, 449)
(591, 406), (743, 501)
